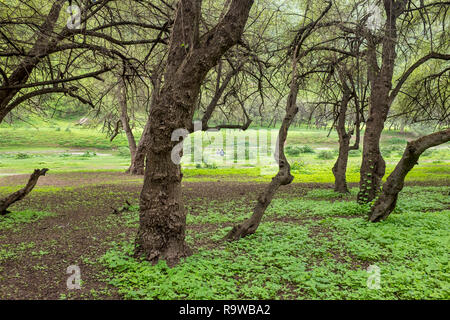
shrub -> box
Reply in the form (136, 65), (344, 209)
(290, 160), (305, 172)
(15, 152), (32, 159)
(285, 146), (301, 156)
(389, 137), (407, 144)
(286, 145), (315, 156)
(316, 150), (334, 160)
(299, 145), (315, 154)
(81, 151), (96, 158)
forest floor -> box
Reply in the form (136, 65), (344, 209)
(0, 123), (449, 299)
(0, 171), (448, 300)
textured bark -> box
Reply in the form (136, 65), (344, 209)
(117, 77), (139, 174)
(127, 73), (162, 175)
(0, 169), (49, 215)
(135, 0), (254, 266)
(369, 129), (450, 222)
(333, 86), (353, 193)
(358, 1), (402, 203)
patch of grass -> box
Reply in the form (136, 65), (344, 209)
(0, 210), (55, 231)
(316, 150), (334, 160)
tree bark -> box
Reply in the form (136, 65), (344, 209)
(357, 1), (401, 203)
(369, 129), (450, 222)
(117, 77), (139, 174)
(0, 169), (49, 215)
(135, 0), (254, 266)
(127, 72), (162, 175)
(333, 81), (353, 193)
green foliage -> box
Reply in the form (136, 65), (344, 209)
(286, 145), (315, 156)
(290, 160), (305, 172)
(15, 152), (32, 159)
(316, 150), (334, 160)
(389, 137), (407, 145)
(0, 210), (55, 231)
(81, 151), (97, 158)
(348, 149), (361, 157)
(117, 147), (131, 158)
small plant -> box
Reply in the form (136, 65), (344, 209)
(59, 153), (71, 158)
(316, 150), (334, 160)
(389, 137), (407, 144)
(81, 151), (97, 158)
(290, 160), (304, 172)
(299, 145), (315, 154)
(286, 146), (301, 156)
(15, 152), (32, 159)
(348, 149), (361, 157)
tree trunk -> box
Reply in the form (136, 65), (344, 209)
(357, 99), (388, 203)
(369, 129), (450, 222)
(0, 169), (49, 215)
(127, 72), (162, 176)
(333, 137), (351, 193)
(117, 77), (140, 174)
(225, 2), (332, 240)
(135, 0), (254, 266)
(333, 84), (353, 193)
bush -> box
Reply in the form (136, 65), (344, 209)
(286, 145), (315, 156)
(316, 150), (334, 160)
(290, 161), (305, 172)
(15, 152), (32, 159)
(285, 146), (301, 156)
(81, 151), (96, 158)
(389, 137), (407, 144)
(299, 145), (315, 154)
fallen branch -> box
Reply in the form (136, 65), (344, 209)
(0, 168), (49, 215)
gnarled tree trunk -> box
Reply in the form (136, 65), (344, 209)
(0, 169), (49, 215)
(333, 85), (353, 193)
(134, 0), (254, 266)
(127, 73), (162, 175)
(369, 129), (450, 222)
(117, 77), (139, 174)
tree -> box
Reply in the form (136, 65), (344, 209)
(0, 0), (170, 124)
(369, 128), (450, 222)
(134, 0), (255, 266)
(226, 1), (333, 240)
(356, 0), (450, 203)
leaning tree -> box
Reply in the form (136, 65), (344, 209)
(348, 0), (450, 203)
